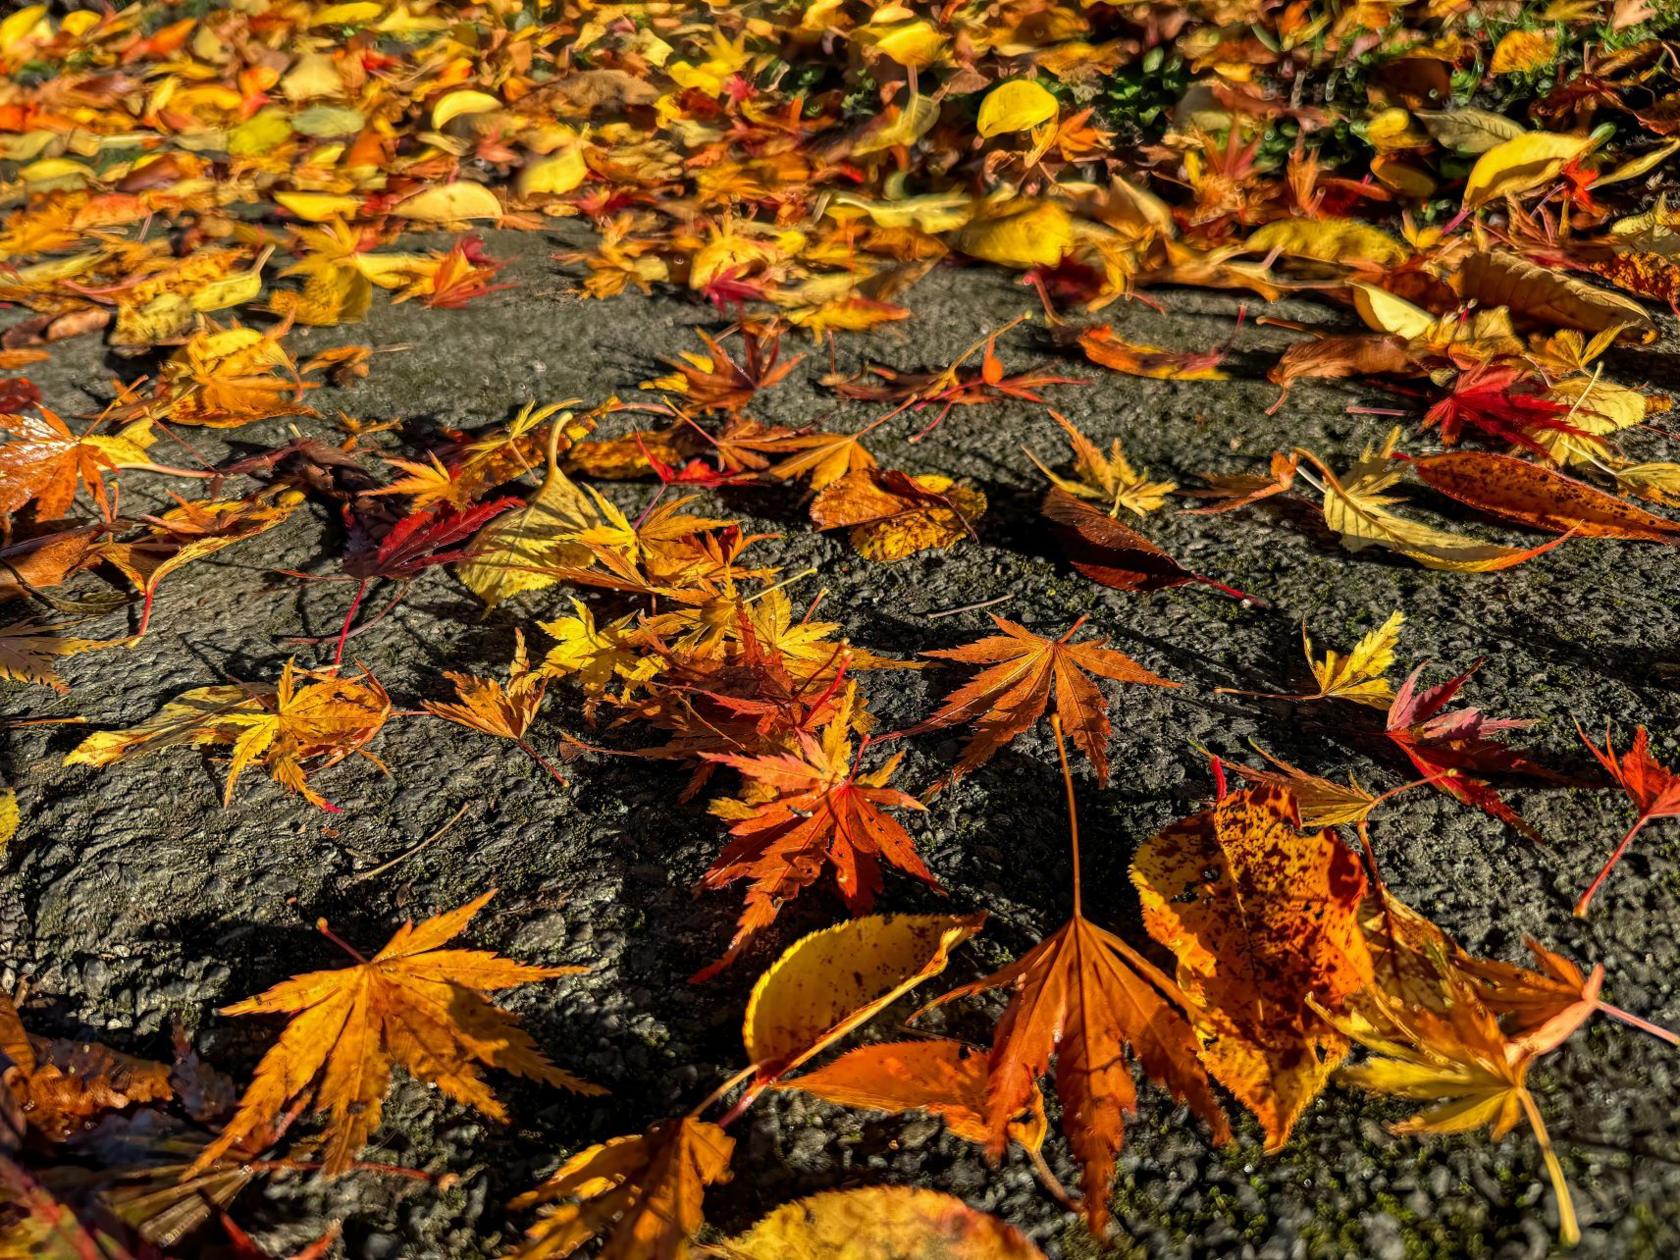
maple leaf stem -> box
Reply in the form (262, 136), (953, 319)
(689, 1063), (759, 1124)
(746, 566), (818, 605)
(517, 739), (569, 789)
(1517, 1087), (1580, 1248)
(1194, 573), (1265, 605)
(1050, 714), (1083, 917)
(316, 917), (369, 964)
(246, 1157), (438, 1183)
(333, 577), (370, 667)
(1593, 999), (1680, 1046)
(1574, 813), (1650, 918)
(1024, 1141), (1083, 1217)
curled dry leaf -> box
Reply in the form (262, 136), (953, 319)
(1024, 411), (1175, 516)
(1133, 784), (1371, 1149)
(0, 525), (99, 603)
(1073, 325), (1226, 379)
(1267, 334), (1412, 394)
(1455, 251), (1654, 336)
(1223, 744), (1384, 828)
(810, 468), (985, 562)
(1184, 451), (1300, 515)
(191, 890), (600, 1180)
(510, 1117), (731, 1260)
(1043, 486), (1252, 598)
(1462, 938), (1678, 1056)
(718, 1186), (1048, 1260)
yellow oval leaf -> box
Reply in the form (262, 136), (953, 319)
(0, 6), (48, 54)
(743, 912), (986, 1076)
(1415, 108), (1527, 154)
(1364, 108), (1427, 151)
(724, 1187), (1047, 1260)
(393, 181), (503, 222)
(977, 80), (1058, 138)
(517, 147), (588, 198)
(1462, 130), (1590, 209)
(1349, 284), (1435, 339)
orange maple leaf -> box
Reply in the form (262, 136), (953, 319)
(695, 682), (938, 980)
(919, 720), (1228, 1232)
(1133, 783), (1372, 1149)
(905, 613), (1177, 786)
(189, 891), (602, 1178)
(1, 991), (173, 1143)
(510, 1116), (733, 1260)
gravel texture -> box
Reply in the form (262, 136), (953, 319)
(4, 226), (1679, 1258)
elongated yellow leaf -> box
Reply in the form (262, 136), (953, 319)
(1462, 131), (1591, 209)
(1248, 219), (1407, 268)
(1301, 433), (1567, 572)
(432, 89), (500, 129)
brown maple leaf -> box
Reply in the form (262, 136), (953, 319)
(905, 613), (1177, 786)
(1, 992), (173, 1143)
(919, 719), (1228, 1232)
(189, 891), (602, 1179)
(1043, 486), (1255, 600)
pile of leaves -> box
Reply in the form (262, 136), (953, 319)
(5, 0), (1680, 1255)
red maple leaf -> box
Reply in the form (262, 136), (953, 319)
(1423, 362), (1580, 454)
(1573, 724), (1680, 916)
(1384, 662), (1552, 841)
(325, 499), (514, 662)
